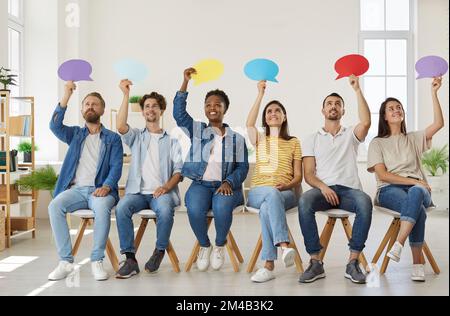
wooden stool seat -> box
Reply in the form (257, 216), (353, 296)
(71, 209), (119, 272)
(318, 209), (369, 272)
(133, 208), (181, 273)
(371, 206), (440, 275)
(185, 206), (244, 272)
(245, 207), (304, 274)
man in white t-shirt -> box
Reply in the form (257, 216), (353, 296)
(298, 76), (373, 284)
(115, 80), (183, 279)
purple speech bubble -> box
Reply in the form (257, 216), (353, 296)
(58, 59), (93, 82)
(416, 56), (448, 79)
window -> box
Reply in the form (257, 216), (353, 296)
(8, 0), (24, 98)
(360, 0), (414, 148)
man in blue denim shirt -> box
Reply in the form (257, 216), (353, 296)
(48, 81), (123, 282)
(115, 80), (183, 278)
(173, 68), (249, 272)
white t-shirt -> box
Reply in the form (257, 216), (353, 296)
(74, 133), (101, 187)
(141, 133), (163, 194)
(302, 126), (363, 190)
(202, 133), (225, 182)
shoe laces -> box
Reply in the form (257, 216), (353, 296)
(198, 247), (210, 260)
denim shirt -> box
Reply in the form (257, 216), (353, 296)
(173, 91), (249, 190)
(50, 104), (124, 202)
(121, 127), (183, 206)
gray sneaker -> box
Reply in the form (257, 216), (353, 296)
(299, 259), (326, 283)
(116, 258), (140, 279)
(345, 259), (366, 284)
(145, 249), (165, 273)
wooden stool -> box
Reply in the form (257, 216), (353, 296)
(317, 209), (369, 271)
(246, 207), (304, 273)
(71, 209), (119, 272)
(185, 206), (244, 272)
(133, 209), (181, 273)
(371, 206), (440, 274)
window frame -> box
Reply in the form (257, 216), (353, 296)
(359, 0), (416, 137)
(7, 0), (24, 97)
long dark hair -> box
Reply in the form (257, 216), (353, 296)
(377, 97), (407, 138)
(262, 101), (295, 141)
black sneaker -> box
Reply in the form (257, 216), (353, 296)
(116, 258), (140, 279)
(145, 249), (165, 273)
(299, 259), (326, 283)
(345, 259), (366, 284)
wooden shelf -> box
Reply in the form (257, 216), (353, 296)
(0, 91), (36, 250)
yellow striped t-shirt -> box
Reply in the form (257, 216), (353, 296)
(251, 136), (302, 187)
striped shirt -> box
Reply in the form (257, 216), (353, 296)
(251, 135), (302, 187)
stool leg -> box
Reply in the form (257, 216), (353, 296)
(319, 218), (336, 261)
(106, 238), (119, 272)
(72, 219), (88, 256)
(340, 217), (369, 272)
(423, 242), (440, 275)
(372, 218), (398, 265)
(167, 241), (181, 273)
(380, 220), (400, 274)
(228, 231), (244, 263)
(185, 217), (213, 272)
(134, 218), (149, 252)
(246, 234), (263, 273)
(226, 234), (240, 272)
(288, 228), (304, 273)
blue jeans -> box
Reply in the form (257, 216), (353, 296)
(247, 186), (297, 261)
(48, 186), (116, 263)
(378, 184), (431, 247)
(115, 193), (175, 254)
(185, 181), (244, 247)
(298, 185), (373, 255)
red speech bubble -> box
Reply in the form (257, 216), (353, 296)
(335, 54), (370, 80)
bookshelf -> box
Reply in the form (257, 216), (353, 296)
(0, 91), (37, 249)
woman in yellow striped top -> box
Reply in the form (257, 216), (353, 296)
(246, 81), (302, 283)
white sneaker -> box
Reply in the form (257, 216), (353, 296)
(211, 246), (225, 271)
(91, 260), (109, 281)
(411, 264), (426, 282)
(48, 261), (74, 281)
(281, 247), (296, 268)
(387, 241), (403, 263)
(251, 268), (275, 283)
(197, 246), (212, 272)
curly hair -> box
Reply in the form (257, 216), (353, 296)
(140, 92), (167, 111)
(205, 89), (230, 112)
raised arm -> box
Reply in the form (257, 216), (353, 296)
(174, 68), (197, 137)
(351, 75), (371, 142)
(425, 77), (445, 141)
(117, 79), (132, 135)
(246, 81), (266, 146)
(50, 81), (77, 144)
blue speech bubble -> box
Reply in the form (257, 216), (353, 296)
(244, 59), (279, 83)
(113, 58), (149, 83)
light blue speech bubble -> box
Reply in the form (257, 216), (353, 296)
(113, 58), (149, 83)
(244, 59), (279, 83)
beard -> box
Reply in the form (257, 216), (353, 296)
(326, 111), (341, 121)
(83, 110), (101, 123)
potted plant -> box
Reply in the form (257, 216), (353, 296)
(17, 141), (39, 163)
(422, 144), (449, 192)
(16, 166), (58, 198)
(0, 67), (18, 91)
(129, 95), (142, 112)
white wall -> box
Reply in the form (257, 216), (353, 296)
(23, 0), (59, 162)
(416, 0), (449, 148)
(0, 0), (8, 67)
